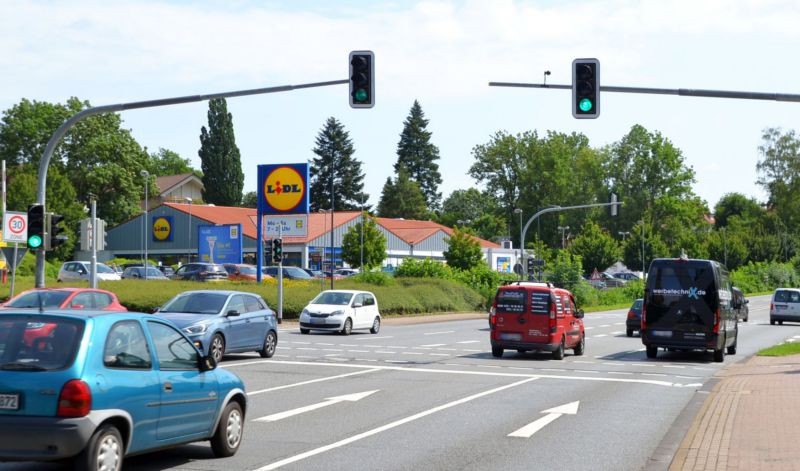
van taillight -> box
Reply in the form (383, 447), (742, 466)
(57, 380), (92, 417)
(549, 304), (557, 333)
(712, 308), (721, 334)
(641, 305), (647, 330)
(489, 306), (497, 328)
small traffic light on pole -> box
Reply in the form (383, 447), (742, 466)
(349, 50), (374, 108)
(264, 238), (272, 264)
(610, 193), (619, 217)
(272, 238), (283, 263)
(45, 213), (68, 250)
(27, 204), (45, 249)
(572, 58), (600, 119)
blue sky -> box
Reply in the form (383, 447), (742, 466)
(1, 0), (798, 215)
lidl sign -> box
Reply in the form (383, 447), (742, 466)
(257, 163), (309, 215)
(152, 216), (173, 242)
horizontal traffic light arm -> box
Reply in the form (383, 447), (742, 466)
(488, 82), (800, 102)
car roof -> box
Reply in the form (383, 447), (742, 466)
(173, 289), (259, 297)
(16, 287), (115, 295)
(0, 309), (139, 319)
(318, 289), (373, 295)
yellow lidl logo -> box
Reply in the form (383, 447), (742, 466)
(152, 216), (173, 242)
(264, 166), (306, 212)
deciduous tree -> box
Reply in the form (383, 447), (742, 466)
(341, 213), (387, 269)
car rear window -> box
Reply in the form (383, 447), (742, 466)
(774, 290), (800, 303)
(496, 289), (526, 313)
(0, 316), (84, 371)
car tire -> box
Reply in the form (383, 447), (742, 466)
(573, 333), (585, 356)
(259, 330), (277, 358)
(210, 401), (243, 458)
(626, 329), (633, 337)
(779, 321), (784, 325)
(552, 337), (565, 360)
(491, 346), (503, 358)
(713, 336), (725, 363)
(75, 424), (123, 471)
(770, 319), (776, 325)
(210, 334), (225, 363)
(341, 318), (352, 336)
(370, 317), (380, 334)
(646, 345), (658, 359)
(300, 328), (310, 334)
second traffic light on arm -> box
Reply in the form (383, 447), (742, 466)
(27, 204), (45, 249)
(349, 50), (374, 108)
(572, 58), (600, 119)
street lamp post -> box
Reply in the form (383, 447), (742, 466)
(514, 208), (523, 280)
(640, 221), (646, 276)
(557, 226), (570, 249)
(141, 170), (149, 280)
(185, 197), (193, 264)
(721, 227), (727, 266)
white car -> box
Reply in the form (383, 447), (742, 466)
(299, 290), (381, 335)
(57, 261), (121, 282)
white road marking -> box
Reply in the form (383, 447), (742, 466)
(375, 350), (395, 354)
(421, 344), (446, 347)
(254, 390), (379, 422)
(593, 334), (608, 338)
(401, 352), (424, 355)
(247, 369), (380, 396)
(424, 331), (456, 335)
(356, 336), (393, 340)
(457, 340), (481, 344)
(347, 350), (369, 353)
(508, 401), (579, 438)
(253, 378), (539, 470)
(429, 353), (450, 357)
(611, 331), (624, 335)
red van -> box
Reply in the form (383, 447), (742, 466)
(489, 282), (585, 359)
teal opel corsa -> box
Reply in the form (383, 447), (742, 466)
(0, 310), (247, 470)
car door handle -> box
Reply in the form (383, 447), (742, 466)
(163, 382), (173, 392)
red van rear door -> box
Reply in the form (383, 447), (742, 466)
(522, 290), (552, 344)
(494, 289), (528, 343)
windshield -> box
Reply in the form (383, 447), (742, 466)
(96, 263), (115, 274)
(160, 292), (228, 314)
(6, 291), (71, 308)
(286, 267), (313, 279)
(312, 292), (354, 305)
(238, 266), (257, 275)
(144, 268), (164, 277)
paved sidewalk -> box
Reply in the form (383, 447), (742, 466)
(670, 353), (800, 471)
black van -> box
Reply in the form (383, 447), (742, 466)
(641, 257), (738, 362)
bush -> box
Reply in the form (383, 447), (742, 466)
(394, 258), (453, 279)
(731, 261), (799, 294)
(352, 271), (395, 286)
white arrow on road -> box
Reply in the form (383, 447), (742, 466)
(253, 390), (380, 423)
(508, 401), (580, 438)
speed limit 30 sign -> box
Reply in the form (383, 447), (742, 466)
(3, 211), (28, 243)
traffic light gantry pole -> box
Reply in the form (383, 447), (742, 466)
(489, 81), (800, 102)
(33, 79), (347, 287)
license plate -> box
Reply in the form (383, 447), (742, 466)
(776, 305), (787, 310)
(311, 317), (324, 324)
(500, 333), (521, 341)
(652, 330), (673, 338)
(0, 394), (19, 410)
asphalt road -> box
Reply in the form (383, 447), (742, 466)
(4, 294), (798, 471)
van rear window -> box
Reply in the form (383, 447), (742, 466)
(496, 290), (525, 313)
(648, 264), (715, 299)
(774, 290), (800, 303)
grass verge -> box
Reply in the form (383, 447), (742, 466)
(757, 342), (800, 357)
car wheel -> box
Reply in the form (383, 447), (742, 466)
(210, 401), (243, 458)
(75, 424), (123, 471)
(552, 337), (565, 360)
(210, 334), (225, 363)
(771, 319), (776, 325)
(646, 345), (658, 359)
(779, 321), (784, 325)
(300, 328), (310, 334)
(491, 346), (503, 358)
(259, 331), (277, 358)
(341, 318), (352, 336)
(713, 336), (726, 363)
(626, 329), (633, 337)
(370, 317), (380, 334)
(573, 333), (585, 356)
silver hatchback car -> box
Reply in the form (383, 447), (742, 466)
(770, 288), (800, 325)
(57, 261), (121, 282)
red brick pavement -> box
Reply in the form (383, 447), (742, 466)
(670, 354), (800, 471)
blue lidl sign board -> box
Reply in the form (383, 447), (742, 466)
(257, 163), (309, 215)
(198, 224), (242, 264)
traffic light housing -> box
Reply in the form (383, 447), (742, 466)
(572, 58), (600, 119)
(272, 238), (283, 263)
(349, 50), (374, 108)
(45, 213), (68, 250)
(27, 204), (45, 249)
(609, 192), (619, 217)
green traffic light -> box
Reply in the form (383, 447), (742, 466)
(579, 98), (593, 112)
(354, 89), (368, 102)
(28, 235), (42, 248)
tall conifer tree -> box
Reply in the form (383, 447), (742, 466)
(198, 98), (244, 206)
(309, 117), (368, 211)
(395, 100), (442, 209)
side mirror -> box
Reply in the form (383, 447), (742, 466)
(200, 354), (217, 372)
(227, 309), (241, 317)
(574, 309), (585, 319)
(151, 307), (160, 314)
(745, 299), (749, 304)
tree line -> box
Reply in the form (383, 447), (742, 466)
(0, 95), (797, 274)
